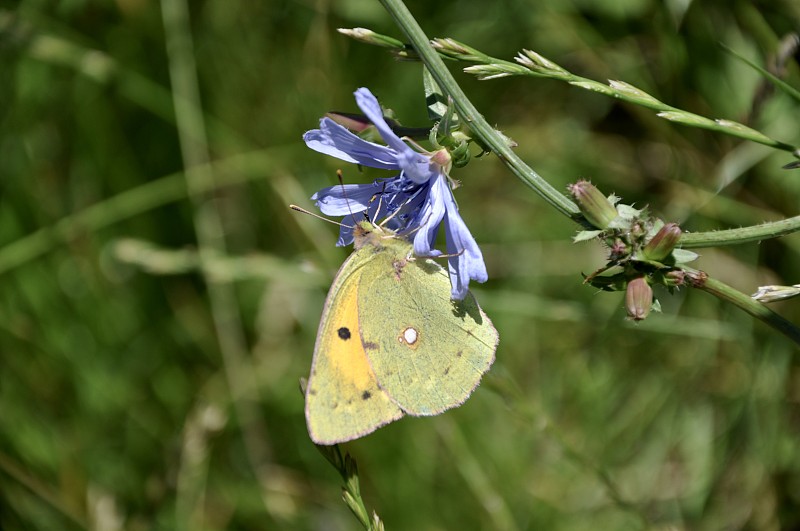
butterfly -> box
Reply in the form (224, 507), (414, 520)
(305, 219), (498, 445)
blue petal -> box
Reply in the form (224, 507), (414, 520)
(312, 182), (382, 216)
(443, 196), (488, 300)
(355, 88), (436, 184)
(303, 118), (400, 170)
(412, 174), (448, 257)
(305, 88), (488, 297)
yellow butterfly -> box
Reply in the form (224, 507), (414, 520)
(305, 220), (498, 445)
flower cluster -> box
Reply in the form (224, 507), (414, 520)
(568, 180), (698, 321)
(303, 88), (486, 300)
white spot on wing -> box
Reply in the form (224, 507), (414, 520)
(400, 327), (418, 345)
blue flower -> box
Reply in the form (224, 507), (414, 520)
(303, 87), (487, 300)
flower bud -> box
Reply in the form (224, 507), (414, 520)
(337, 27), (405, 49)
(752, 284), (800, 303)
(568, 180), (618, 229)
(625, 277), (653, 321)
(325, 112), (374, 133)
(642, 222), (682, 262)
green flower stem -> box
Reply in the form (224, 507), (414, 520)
(376, 1), (800, 343)
(316, 444), (384, 531)
(452, 45), (798, 155)
(344, 26), (798, 155)
(362, 9), (800, 247)
(378, 0), (580, 220)
(679, 215), (800, 248)
(685, 268), (800, 346)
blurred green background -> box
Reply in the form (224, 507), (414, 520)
(2, 0), (800, 529)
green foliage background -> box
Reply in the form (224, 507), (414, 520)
(2, 0), (800, 529)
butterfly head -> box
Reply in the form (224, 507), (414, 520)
(352, 220), (395, 248)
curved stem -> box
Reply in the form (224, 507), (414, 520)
(685, 269), (800, 346)
(378, 0), (580, 219)
(377, 1), (800, 249)
(376, 2), (800, 344)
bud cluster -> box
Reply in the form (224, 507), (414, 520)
(569, 180), (698, 321)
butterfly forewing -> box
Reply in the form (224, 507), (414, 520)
(305, 250), (403, 445)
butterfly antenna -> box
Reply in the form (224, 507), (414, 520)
(289, 204), (349, 228)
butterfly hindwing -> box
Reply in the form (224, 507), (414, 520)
(358, 244), (498, 416)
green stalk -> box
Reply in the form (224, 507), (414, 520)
(315, 444), (385, 530)
(377, 0), (800, 344)
(685, 269), (800, 346)
(342, 23), (800, 246)
(378, 0), (580, 219)
(679, 215), (800, 248)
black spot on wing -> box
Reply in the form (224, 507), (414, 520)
(362, 390), (372, 400)
(337, 327), (351, 340)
